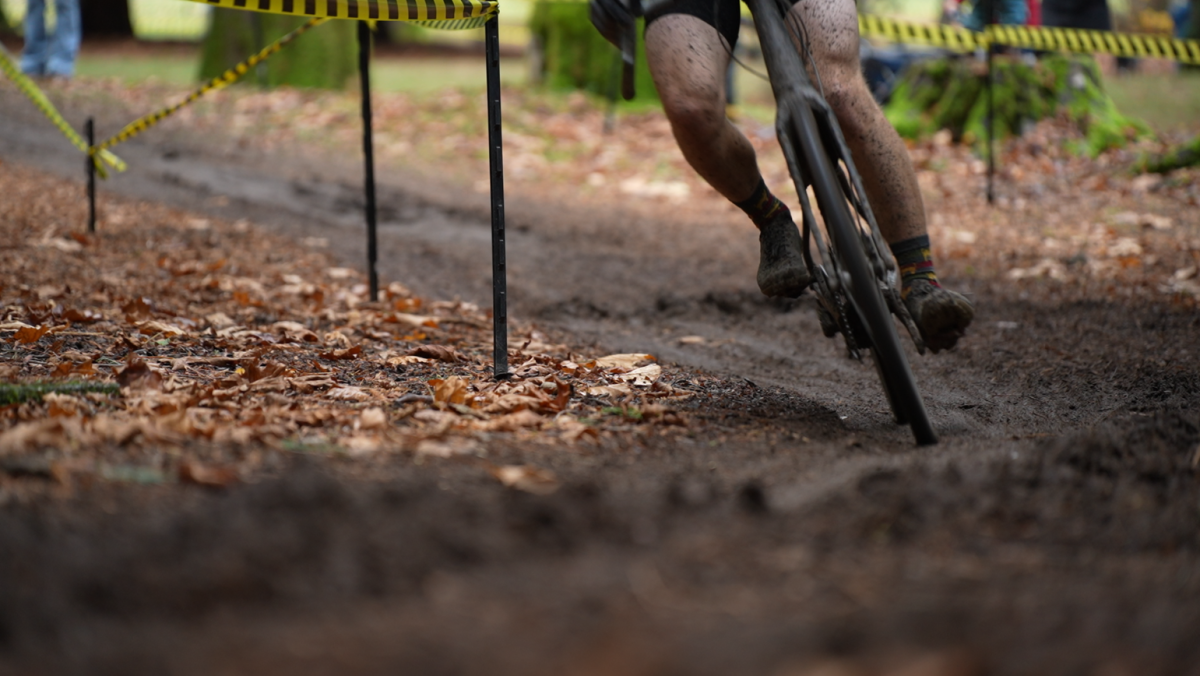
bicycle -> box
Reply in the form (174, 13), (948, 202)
(615, 0), (938, 445)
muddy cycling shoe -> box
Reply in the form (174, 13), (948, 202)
(903, 279), (975, 353)
(757, 215), (811, 298)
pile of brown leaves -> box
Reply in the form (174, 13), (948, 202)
(0, 161), (700, 494)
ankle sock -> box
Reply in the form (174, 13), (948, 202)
(735, 178), (790, 229)
(890, 235), (941, 296)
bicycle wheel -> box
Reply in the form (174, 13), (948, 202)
(783, 108), (937, 446)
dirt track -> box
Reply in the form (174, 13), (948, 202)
(2, 79), (1199, 676)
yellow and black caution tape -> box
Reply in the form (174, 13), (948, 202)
(859, 14), (1200, 65)
(95, 16), (325, 153)
(182, 0), (497, 29)
(0, 44), (127, 175)
(988, 24), (1200, 63)
(858, 14), (986, 52)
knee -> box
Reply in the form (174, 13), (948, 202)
(660, 88), (727, 141)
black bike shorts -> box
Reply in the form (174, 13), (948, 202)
(645, 0), (743, 50)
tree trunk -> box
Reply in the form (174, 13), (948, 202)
(80, 0), (134, 37)
(884, 54), (1150, 156)
(198, 10), (356, 90)
(529, 1), (658, 103)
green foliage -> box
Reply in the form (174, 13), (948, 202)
(529, 1), (659, 105)
(884, 54), (1151, 156)
(0, 381), (120, 406)
(198, 10), (356, 90)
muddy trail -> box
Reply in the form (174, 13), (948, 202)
(2, 84), (1200, 675)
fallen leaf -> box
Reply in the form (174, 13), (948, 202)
(595, 353), (656, 370)
(358, 407), (387, 430)
(272, 321), (320, 343)
(585, 383), (634, 397)
(429, 376), (470, 406)
(489, 464), (559, 495)
(478, 409), (545, 431)
(137, 320), (186, 337)
(178, 461), (238, 488)
(409, 344), (460, 363)
(621, 364), (662, 387)
(415, 437), (480, 458)
(116, 358), (164, 390)
(319, 345), (362, 360)
(11, 324), (52, 344)
(327, 385), (372, 401)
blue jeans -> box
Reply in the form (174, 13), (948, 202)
(962, 0), (1029, 31)
(20, 0), (81, 77)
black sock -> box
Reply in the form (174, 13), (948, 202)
(890, 235), (940, 295)
(734, 178), (789, 229)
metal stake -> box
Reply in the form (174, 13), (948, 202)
(86, 118), (96, 233)
(485, 15), (509, 380)
(986, 4), (996, 205)
(358, 20), (379, 302)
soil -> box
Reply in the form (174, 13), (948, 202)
(1, 64), (1199, 676)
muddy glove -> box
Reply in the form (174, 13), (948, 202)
(589, 0), (636, 48)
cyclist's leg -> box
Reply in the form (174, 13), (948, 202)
(790, 0), (974, 350)
(790, 0), (925, 244)
(645, 12), (810, 297)
(644, 15), (754, 203)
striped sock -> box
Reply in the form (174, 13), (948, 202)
(890, 235), (940, 297)
(734, 178), (790, 229)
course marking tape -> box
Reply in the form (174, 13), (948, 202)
(180, 0), (497, 27)
(0, 44), (127, 175)
(95, 16), (326, 153)
(858, 14), (1200, 64)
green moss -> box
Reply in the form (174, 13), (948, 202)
(0, 381), (120, 406)
(1135, 135), (1200, 174)
(199, 10), (356, 90)
(884, 53), (1152, 157)
(529, 1), (659, 106)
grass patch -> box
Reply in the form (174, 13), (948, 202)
(1105, 71), (1200, 135)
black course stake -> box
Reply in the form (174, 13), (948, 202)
(485, 15), (509, 380)
(986, 9), (996, 205)
(85, 117), (96, 233)
(357, 20), (379, 301)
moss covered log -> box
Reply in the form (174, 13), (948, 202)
(529, 1), (659, 103)
(1135, 135), (1200, 173)
(884, 54), (1150, 156)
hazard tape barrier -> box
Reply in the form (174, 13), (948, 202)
(94, 16), (325, 154)
(182, 0), (498, 30)
(0, 44), (127, 175)
(858, 14), (1200, 65)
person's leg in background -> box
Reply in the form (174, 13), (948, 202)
(20, 0), (50, 77)
(45, 0), (81, 78)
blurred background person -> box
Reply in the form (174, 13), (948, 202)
(943, 0), (1031, 30)
(20, 0), (81, 79)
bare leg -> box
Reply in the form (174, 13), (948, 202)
(644, 15), (760, 203)
(645, 14), (812, 298)
(789, 0), (926, 244)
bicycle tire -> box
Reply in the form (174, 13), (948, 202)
(783, 109), (937, 446)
